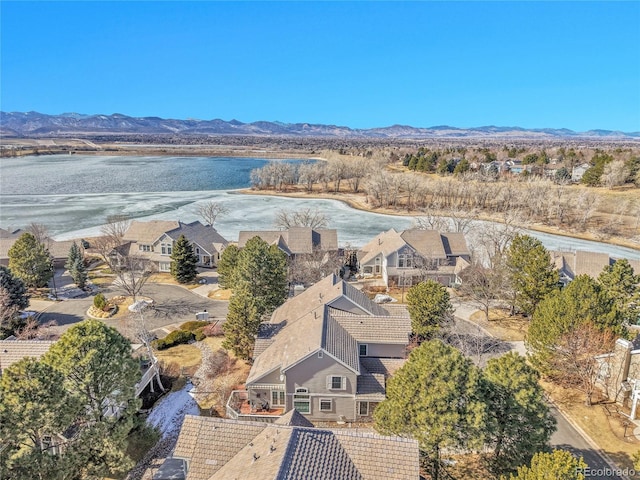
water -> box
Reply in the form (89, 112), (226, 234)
(1, 155), (639, 259)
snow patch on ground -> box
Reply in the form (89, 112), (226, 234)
(146, 383), (200, 437)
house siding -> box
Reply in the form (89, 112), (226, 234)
(285, 354), (357, 421)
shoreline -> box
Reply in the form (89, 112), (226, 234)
(237, 188), (640, 253)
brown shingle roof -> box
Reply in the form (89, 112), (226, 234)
(173, 416), (420, 480)
(552, 250), (612, 280)
(400, 229), (447, 260)
(238, 228), (338, 256)
(122, 220), (180, 244)
(173, 416), (267, 480)
(0, 339), (55, 374)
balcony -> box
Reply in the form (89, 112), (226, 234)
(226, 390), (284, 423)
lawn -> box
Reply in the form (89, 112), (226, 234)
(469, 308), (529, 342)
(541, 379), (640, 470)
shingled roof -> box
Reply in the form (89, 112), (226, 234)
(552, 250), (612, 280)
(172, 415), (420, 480)
(238, 227), (338, 255)
(0, 339), (55, 374)
(248, 275), (402, 385)
(122, 220), (180, 244)
(165, 221), (228, 253)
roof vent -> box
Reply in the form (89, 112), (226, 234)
(253, 453), (260, 462)
(270, 445), (276, 453)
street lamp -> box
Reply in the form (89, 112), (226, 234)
(50, 259), (58, 300)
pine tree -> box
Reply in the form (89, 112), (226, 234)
(8, 232), (53, 288)
(509, 450), (587, 480)
(0, 358), (80, 477)
(405, 280), (454, 340)
(598, 259), (640, 325)
(170, 235), (198, 284)
(374, 340), (486, 480)
(65, 241), (82, 272)
(222, 288), (260, 360)
(482, 353), (556, 477)
(505, 234), (558, 316)
(66, 242), (87, 289)
(0, 266), (29, 337)
(234, 237), (288, 318)
(217, 244), (239, 288)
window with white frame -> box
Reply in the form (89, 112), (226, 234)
(327, 375), (345, 390)
(359, 402), (369, 416)
(161, 243), (173, 255)
(271, 390), (285, 407)
(319, 399), (332, 412)
(398, 253), (413, 268)
(293, 388), (310, 413)
(359, 344), (368, 357)
(159, 262), (171, 272)
(138, 244), (151, 252)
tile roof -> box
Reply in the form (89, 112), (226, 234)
(0, 339), (55, 373)
(356, 370), (386, 401)
(237, 228), (338, 256)
(400, 229), (447, 260)
(0, 230), (77, 262)
(172, 416), (419, 480)
(172, 416), (267, 480)
(440, 232), (471, 257)
(322, 312), (360, 374)
(329, 310), (411, 345)
(359, 357), (406, 377)
(273, 409), (315, 428)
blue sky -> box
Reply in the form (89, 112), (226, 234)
(1, 1), (639, 132)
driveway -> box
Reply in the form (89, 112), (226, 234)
(35, 283), (228, 338)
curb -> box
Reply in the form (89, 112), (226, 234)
(548, 397), (630, 480)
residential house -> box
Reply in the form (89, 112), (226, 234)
(597, 338), (640, 420)
(226, 274), (410, 423)
(357, 228), (471, 288)
(571, 162), (591, 182)
(0, 228), (78, 268)
(238, 227), (338, 259)
(155, 414), (420, 480)
(120, 220), (228, 272)
(551, 250), (640, 287)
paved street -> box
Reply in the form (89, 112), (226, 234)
(35, 282), (228, 338)
(450, 299), (628, 479)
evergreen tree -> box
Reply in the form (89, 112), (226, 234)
(374, 340), (486, 480)
(234, 237), (288, 318)
(405, 280), (453, 340)
(505, 234), (558, 316)
(0, 266), (29, 337)
(217, 244), (240, 288)
(170, 234), (198, 284)
(509, 450), (587, 480)
(8, 232), (53, 288)
(222, 288), (260, 360)
(65, 241), (88, 289)
(0, 358), (80, 479)
(482, 353), (556, 477)
(598, 259), (640, 325)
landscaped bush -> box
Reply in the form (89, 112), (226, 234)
(202, 322), (224, 337)
(154, 330), (193, 350)
(93, 292), (107, 310)
(179, 320), (210, 332)
(193, 327), (206, 342)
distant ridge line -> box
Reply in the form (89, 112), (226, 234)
(1, 111), (638, 139)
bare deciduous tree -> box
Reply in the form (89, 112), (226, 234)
(273, 208), (329, 230)
(27, 223), (51, 249)
(196, 200), (229, 227)
(288, 246), (343, 286)
(456, 262), (507, 322)
(602, 160), (630, 189)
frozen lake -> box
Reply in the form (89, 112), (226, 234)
(1, 155), (639, 259)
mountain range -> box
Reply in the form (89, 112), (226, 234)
(1, 111), (638, 139)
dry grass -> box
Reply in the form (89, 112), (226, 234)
(155, 344), (203, 377)
(469, 308), (529, 342)
(541, 379), (640, 470)
(209, 288), (233, 300)
(147, 273), (201, 289)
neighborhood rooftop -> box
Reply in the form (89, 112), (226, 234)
(170, 415), (420, 480)
(238, 227), (338, 255)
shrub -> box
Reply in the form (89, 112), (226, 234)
(93, 293), (107, 309)
(179, 320), (210, 332)
(154, 330), (193, 350)
(193, 327), (206, 342)
(202, 322), (224, 337)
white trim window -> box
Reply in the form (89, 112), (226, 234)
(271, 390), (285, 407)
(398, 253), (413, 268)
(161, 243), (173, 255)
(138, 244), (151, 252)
(358, 401), (369, 416)
(359, 344), (368, 357)
(159, 262), (171, 272)
(293, 388), (310, 414)
(327, 375), (346, 390)
(319, 398), (332, 412)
